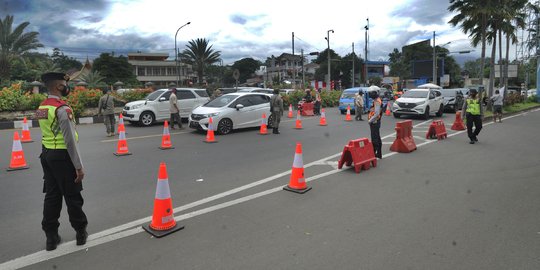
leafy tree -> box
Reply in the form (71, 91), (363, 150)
(231, 57), (262, 83)
(388, 48), (410, 79)
(11, 52), (59, 81)
(179, 38), (221, 84)
(337, 53), (363, 88)
(92, 53), (139, 86)
(463, 58), (491, 78)
(313, 48), (341, 82)
(51, 48), (82, 72)
(0, 15), (43, 82)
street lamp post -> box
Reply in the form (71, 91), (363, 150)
(175, 22), (191, 87)
(432, 31), (451, 85)
(326, 29), (334, 90)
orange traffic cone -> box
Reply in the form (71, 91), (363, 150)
(295, 111), (303, 129)
(142, 162), (184, 238)
(118, 113), (125, 127)
(259, 113), (268, 135)
(159, 121), (174, 150)
(7, 132), (29, 171)
(345, 105), (352, 121)
(319, 108), (327, 126)
(451, 111), (466, 131)
(385, 103), (391, 116)
(288, 104), (293, 118)
(284, 143), (312, 194)
(20, 117), (33, 143)
(114, 124), (132, 156)
(204, 117), (217, 143)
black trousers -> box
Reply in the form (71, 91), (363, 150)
(170, 112), (182, 128)
(40, 148), (87, 233)
(465, 113), (482, 140)
(370, 121), (382, 158)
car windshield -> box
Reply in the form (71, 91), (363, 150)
(341, 92), (356, 99)
(146, 90), (165, 101)
(195, 90), (209, 97)
(441, 91), (457, 97)
(402, 90), (427, 98)
(204, 95), (237, 108)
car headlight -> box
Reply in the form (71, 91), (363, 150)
(206, 112), (220, 117)
(130, 104), (143, 110)
(416, 101), (426, 106)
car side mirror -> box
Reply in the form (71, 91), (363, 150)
(436, 92), (441, 97)
(235, 104), (244, 110)
(159, 97), (166, 102)
(429, 95), (435, 99)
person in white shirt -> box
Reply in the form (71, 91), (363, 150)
(490, 89), (504, 123)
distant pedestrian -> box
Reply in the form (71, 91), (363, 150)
(462, 88), (483, 144)
(270, 88), (284, 134)
(210, 89), (222, 100)
(354, 90), (364, 121)
(367, 87), (382, 158)
(98, 88), (116, 137)
(37, 72), (88, 251)
(490, 89), (504, 123)
(169, 88), (182, 129)
(314, 91), (322, 115)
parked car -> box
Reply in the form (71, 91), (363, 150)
(392, 88), (444, 119)
(440, 89), (465, 112)
(189, 92), (274, 135)
(527, 89), (537, 97)
(122, 88), (209, 126)
(279, 89), (295, 95)
(237, 88), (274, 94)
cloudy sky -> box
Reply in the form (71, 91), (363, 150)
(2, 0), (500, 65)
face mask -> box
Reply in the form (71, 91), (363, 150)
(58, 84), (70, 97)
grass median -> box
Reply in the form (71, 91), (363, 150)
(483, 101), (540, 118)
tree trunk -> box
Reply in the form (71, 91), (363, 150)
(0, 56), (11, 83)
(498, 29), (503, 88)
(488, 34), (497, 110)
(504, 34), (510, 99)
(479, 14), (487, 84)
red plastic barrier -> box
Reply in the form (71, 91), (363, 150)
(390, 120), (417, 153)
(451, 111), (466, 131)
(297, 101), (315, 116)
(337, 138), (377, 173)
(426, 120), (448, 140)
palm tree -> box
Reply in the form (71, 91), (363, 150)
(448, 0), (491, 82)
(81, 70), (106, 88)
(0, 15), (43, 82)
(179, 38), (221, 84)
(499, 0), (527, 91)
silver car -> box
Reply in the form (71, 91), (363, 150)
(189, 92), (274, 135)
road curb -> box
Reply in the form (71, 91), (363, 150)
(0, 115), (116, 130)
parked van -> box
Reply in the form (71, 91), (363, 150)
(338, 87), (371, 114)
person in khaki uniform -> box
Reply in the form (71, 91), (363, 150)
(98, 88), (116, 136)
(354, 90), (364, 121)
(169, 88), (182, 129)
(270, 88), (284, 134)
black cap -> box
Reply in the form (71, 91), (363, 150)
(41, 72), (70, 83)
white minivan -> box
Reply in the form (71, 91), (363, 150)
(122, 88), (209, 126)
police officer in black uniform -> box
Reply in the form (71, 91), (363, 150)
(37, 72), (88, 251)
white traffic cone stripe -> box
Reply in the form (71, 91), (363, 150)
(292, 153), (304, 168)
(22, 123), (29, 131)
(296, 113), (301, 120)
(119, 131), (126, 140)
(163, 127), (170, 135)
(155, 179), (171, 199)
(12, 138), (23, 152)
(297, 176), (305, 183)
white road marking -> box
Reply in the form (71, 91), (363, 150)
(3, 113), (533, 269)
(196, 179), (204, 182)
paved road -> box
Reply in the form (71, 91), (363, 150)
(1, 108), (539, 269)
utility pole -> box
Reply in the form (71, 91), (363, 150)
(352, 42), (355, 87)
(292, 32), (296, 89)
(301, 49), (305, 89)
(326, 29), (334, 91)
(364, 18), (369, 85)
(432, 31), (436, 85)
(536, 5), (540, 102)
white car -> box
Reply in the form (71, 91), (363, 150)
(392, 88), (444, 119)
(189, 92), (274, 135)
(122, 88), (209, 126)
(237, 87), (274, 94)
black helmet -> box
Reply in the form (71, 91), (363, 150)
(469, 89), (478, 95)
(368, 90), (378, 99)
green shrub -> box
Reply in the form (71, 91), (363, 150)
(117, 88), (153, 103)
(0, 83), (46, 111)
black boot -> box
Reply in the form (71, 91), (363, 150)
(275, 128), (280, 134)
(76, 228), (88, 246)
(46, 232), (61, 251)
